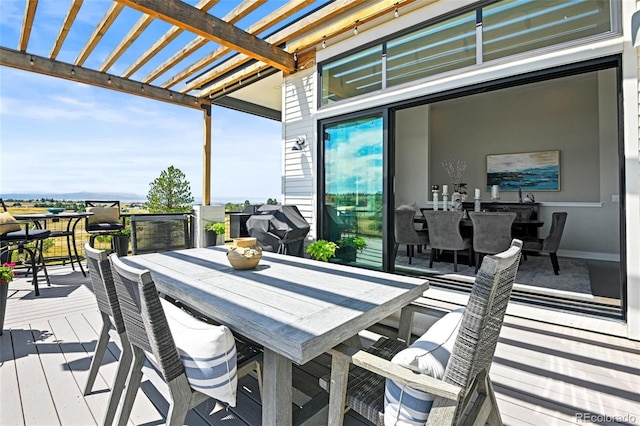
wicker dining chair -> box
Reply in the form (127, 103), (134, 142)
(324, 239), (523, 426)
(83, 243), (131, 426)
(108, 254), (262, 426)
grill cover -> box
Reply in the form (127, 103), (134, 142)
(246, 205), (310, 257)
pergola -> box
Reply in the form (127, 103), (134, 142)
(0, 0), (414, 204)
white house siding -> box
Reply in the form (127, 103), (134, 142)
(280, 1), (639, 339)
(282, 68), (316, 238)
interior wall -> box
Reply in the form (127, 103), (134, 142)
(396, 70), (619, 258)
(395, 105), (430, 206)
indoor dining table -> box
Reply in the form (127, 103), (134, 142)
(121, 246), (430, 426)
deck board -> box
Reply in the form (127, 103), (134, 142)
(2, 265), (639, 425)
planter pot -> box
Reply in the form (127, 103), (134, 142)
(204, 230), (218, 246)
(0, 282), (8, 336)
(112, 236), (130, 257)
(337, 246), (357, 262)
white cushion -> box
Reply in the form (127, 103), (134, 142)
(157, 299), (238, 406)
(397, 201), (417, 211)
(86, 207), (120, 224)
(384, 309), (464, 426)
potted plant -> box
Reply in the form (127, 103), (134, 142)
(336, 236), (367, 262)
(111, 226), (130, 257)
(306, 240), (338, 262)
(204, 222), (226, 246)
(0, 262), (16, 335)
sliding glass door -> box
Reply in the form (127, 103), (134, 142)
(321, 113), (384, 269)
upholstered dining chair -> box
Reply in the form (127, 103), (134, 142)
(0, 198), (51, 296)
(523, 212), (567, 275)
(85, 201), (124, 248)
(108, 254), (263, 426)
(394, 209), (429, 264)
(83, 243), (131, 425)
(324, 239), (523, 426)
(469, 211), (516, 273)
(422, 211), (472, 272)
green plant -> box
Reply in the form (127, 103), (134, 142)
(0, 262), (16, 283)
(306, 240), (339, 262)
(337, 236), (367, 251)
(205, 222), (225, 235)
(113, 226), (131, 237)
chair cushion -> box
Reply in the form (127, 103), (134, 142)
(157, 299), (238, 406)
(398, 202), (417, 211)
(1, 228), (51, 241)
(0, 212), (22, 235)
(384, 309), (464, 426)
(86, 207), (120, 225)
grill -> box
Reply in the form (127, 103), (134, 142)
(246, 205), (310, 257)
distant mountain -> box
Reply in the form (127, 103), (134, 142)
(0, 192), (147, 202)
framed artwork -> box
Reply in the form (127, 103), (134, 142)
(486, 150), (560, 191)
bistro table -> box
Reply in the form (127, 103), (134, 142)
(13, 212), (92, 276)
(121, 246), (430, 426)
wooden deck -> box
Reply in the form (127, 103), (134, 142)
(1, 265), (639, 425)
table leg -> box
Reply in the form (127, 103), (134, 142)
(263, 348), (292, 426)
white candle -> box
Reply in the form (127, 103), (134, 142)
(442, 185), (448, 194)
(475, 188), (481, 198)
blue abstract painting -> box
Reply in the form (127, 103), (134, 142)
(487, 150), (560, 191)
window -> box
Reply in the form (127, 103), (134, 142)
(319, 0), (616, 106)
(321, 46), (383, 104)
(387, 11), (476, 87)
(482, 0), (612, 62)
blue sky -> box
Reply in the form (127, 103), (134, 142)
(0, 0), (290, 203)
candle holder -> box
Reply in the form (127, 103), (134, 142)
(474, 197), (481, 212)
(432, 190), (439, 211)
(442, 191), (449, 211)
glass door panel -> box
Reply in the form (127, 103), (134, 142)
(322, 114), (384, 269)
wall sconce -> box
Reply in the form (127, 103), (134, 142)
(291, 136), (306, 151)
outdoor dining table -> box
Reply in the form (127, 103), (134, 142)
(13, 211), (92, 276)
(120, 246), (430, 426)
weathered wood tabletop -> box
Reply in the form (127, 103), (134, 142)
(121, 246), (429, 426)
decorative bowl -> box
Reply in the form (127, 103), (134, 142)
(47, 208), (65, 214)
(227, 238), (262, 270)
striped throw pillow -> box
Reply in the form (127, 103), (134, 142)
(160, 299), (238, 406)
(384, 309), (464, 425)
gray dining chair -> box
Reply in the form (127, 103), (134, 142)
(422, 211), (472, 272)
(83, 243), (131, 426)
(108, 254), (262, 426)
(324, 239), (523, 425)
(394, 209), (429, 264)
(523, 212), (567, 275)
(469, 211), (516, 273)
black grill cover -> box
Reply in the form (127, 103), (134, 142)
(246, 205), (310, 257)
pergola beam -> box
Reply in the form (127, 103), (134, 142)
(162, 0), (315, 89)
(75, 2), (125, 66)
(18, 0), (38, 52)
(182, 0), (366, 95)
(121, 0), (220, 79)
(195, 0), (418, 99)
(0, 47), (204, 110)
(50, 0), (83, 60)
(143, 0), (268, 84)
(115, 0), (295, 72)
(99, 12), (156, 72)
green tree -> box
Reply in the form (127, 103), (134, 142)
(146, 166), (194, 213)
